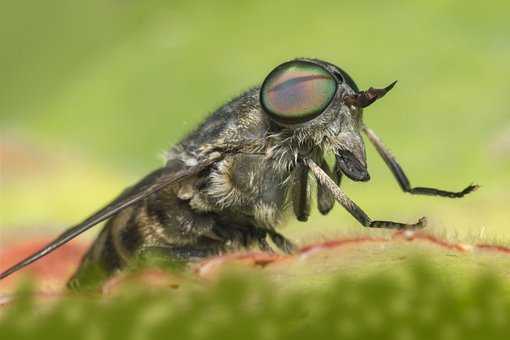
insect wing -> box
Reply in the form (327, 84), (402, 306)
(0, 155), (220, 280)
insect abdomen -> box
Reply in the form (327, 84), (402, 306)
(67, 205), (142, 290)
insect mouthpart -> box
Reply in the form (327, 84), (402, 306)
(335, 149), (370, 182)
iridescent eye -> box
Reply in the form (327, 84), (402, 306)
(260, 60), (337, 124)
(333, 68), (359, 93)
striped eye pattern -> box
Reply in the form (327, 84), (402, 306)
(260, 60), (337, 124)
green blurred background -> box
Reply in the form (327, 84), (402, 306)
(1, 0), (509, 243)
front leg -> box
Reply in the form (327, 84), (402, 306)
(211, 223), (296, 254)
(362, 126), (478, 198)
(306, 158), (426, 230)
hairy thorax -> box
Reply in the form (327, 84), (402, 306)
(187, 152), (292, 230)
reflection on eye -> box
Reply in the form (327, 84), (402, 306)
(261, 61), (337, 124)
(333, 68), (359, 93)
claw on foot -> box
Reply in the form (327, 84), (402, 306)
(464, 184), (480, 195)
(413, 216), (427, 229)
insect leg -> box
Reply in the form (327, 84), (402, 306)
(257, 237), (275, 253)
(363, 126), (478, 198)
(267, 230), (296, 254)
(306, 158), (426, 229)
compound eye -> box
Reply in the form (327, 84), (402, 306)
(261, 61), (337, 124)
(333, 68), (359, 93)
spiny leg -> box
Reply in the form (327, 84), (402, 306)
(222, 221), (296, 254)
(245, 227), (279, 253)
(267, 230), (297, 254)
(257, 237), (275, 253)
(247, 227), (295, 254)
(363, 126), (478, 198)
(306, 158), (426, 230)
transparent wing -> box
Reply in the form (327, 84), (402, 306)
(0, 154), (221, 280)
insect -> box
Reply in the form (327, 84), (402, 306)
(0, 58), (478, 289)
